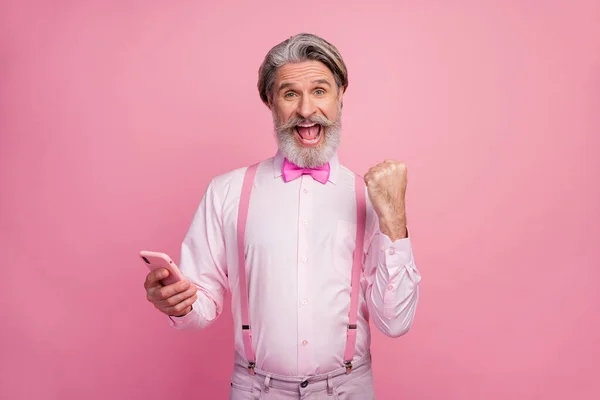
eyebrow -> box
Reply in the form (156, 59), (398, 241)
(278, 79), (332, 92)
(312, 79), (331, 86)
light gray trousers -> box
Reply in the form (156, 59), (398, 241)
(229, 352), (376, 399)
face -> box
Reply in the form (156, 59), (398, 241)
(269, 60), (344, 168)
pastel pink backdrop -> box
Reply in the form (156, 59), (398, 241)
(1, 1), (599, 399)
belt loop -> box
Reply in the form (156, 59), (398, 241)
(327, 374), (334, 395)
(263, 374), (272, 393)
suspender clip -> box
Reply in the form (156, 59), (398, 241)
(248, 361), (256, 375)
(344, 360), (353, 374)
(348, 324), (357, 329)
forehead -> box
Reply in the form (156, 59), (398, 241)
(275, 60), (335, 86)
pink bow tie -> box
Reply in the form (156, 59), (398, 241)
(282, 158), (330, 184)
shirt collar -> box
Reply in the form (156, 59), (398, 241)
(273, 149), (339, 185)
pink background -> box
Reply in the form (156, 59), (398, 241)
(1, 1), (599, 399)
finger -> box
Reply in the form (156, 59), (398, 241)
(161, 285), (198, 307)
(144, 268), (169, 290)
(395, 163), (408, 175)
(155, 279), (191, 300)
(164, 292), (198, 315)
(369, 163), (388, 175)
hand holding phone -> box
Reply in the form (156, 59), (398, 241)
(140, 251), (184, 285)
(141, 251), (197, 317)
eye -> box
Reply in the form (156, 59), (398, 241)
(284, 92), (296, 98)
(314, 89), (326, 95)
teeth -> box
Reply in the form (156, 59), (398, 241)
(297, 123), (317, 128)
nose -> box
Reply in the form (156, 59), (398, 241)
(297, 95), (317, 119)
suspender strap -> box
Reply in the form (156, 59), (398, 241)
(343, 174), (367, 374)
(237, 166), (366, 375)
(238, 163), (259, 374)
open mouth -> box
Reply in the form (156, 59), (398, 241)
(295, 123), (322, 147)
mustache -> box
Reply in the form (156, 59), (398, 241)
(276, 114), (336, 131)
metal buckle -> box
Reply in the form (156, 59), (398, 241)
(344, 361), (352, 374)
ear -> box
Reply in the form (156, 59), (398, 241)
(337, 87), (345, 109)
(337, 87), (345, 103)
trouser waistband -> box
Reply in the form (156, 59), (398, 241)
(233, 352), (372, 394)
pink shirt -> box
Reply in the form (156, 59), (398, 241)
(169, 151), (421, 376)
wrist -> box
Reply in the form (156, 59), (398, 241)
(173, 306), (192, 317)
(379, 215), (407, 241)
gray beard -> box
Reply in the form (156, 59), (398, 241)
(272, 108), (342, 168)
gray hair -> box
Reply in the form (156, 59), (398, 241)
(257, 33), (349, 105)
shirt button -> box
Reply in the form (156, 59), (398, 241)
(302, 219), (308, 225)
(302, 340), (308, 346)
(301, 299), (308, 306)
(303, 188), (309, 194)
(301, 256), (307, 263)
(387, 284), (394, 291)
(388, 248), (396, 255)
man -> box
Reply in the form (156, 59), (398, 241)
(144, 33), (421, 399)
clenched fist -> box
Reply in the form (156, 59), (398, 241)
(144, 268), (198, 317)
(364, 160), (408, 241)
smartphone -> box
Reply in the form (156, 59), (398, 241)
(139, 251), (185, 286)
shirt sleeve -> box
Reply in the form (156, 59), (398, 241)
(167, 179), (229, 330)
(364, 226), (421, 338)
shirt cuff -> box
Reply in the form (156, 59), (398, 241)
(377, 229), (413, 267)
(167, 305), (198, 328)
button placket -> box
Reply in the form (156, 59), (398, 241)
(297, 175), (314, 374)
